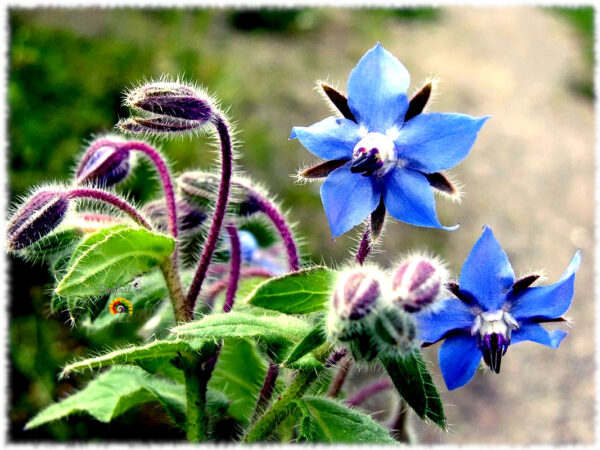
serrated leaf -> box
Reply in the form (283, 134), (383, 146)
(25, 366), (186, 430)
(173, 310), (313, 347)
(283, 321), (326, 366)
(246, 267), (336, 314)
(60, 339), (197, 378)
(380, 350), (446, 429)
(56, 226), (175, 298)
(208, 339), (268, 424)
(295, 396), (396, 444)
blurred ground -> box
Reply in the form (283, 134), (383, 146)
(8, 6), (594, 444)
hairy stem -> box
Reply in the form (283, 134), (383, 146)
(67, 188), (151, 229)
(187, 114), (233, 313)
(244, 346), (332, 443)
(223, 224), (241, 313)
(203, 267), (274, 308)
(347, 379), (392, 407)
(251, 362), (280, 423)
(326, 354), (352, 398)
(355, 223), (372, 265)
(160, 260), (191, 323)
(183, 351), (219, 442)
(390, 399), (413, 443)
(121, 141), (178, 239)
(243, 186), (299, 271)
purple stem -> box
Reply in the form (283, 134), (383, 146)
(223, 224), (241, 313)
(246, 189), (299, 272)
(187, 115), (233, 313)
(204, 267), (274, 308)
(355, 224), (371, 265)
(252, 362), (280, 421)
(326, 354), (352, 398)
(121, 141), (178, 239)
(66, 188), (151, 229)
(347, 379), (392, 407)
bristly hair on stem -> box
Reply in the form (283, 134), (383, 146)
(223, 224), (241, 313)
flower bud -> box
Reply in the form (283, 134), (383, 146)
(126, 82), (213, 123)
(327, 268), (382, 343)
(7, 190), (70, 251)
(371, 306), (418, 358)
(178, 171), (262, 217)
(117, 116), (204, 135)
(142, 198), (207, 233)
(390, 256), (447, 313)
(76, 138), (131, 187)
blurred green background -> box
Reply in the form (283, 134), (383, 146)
(8, 7), (594, 443)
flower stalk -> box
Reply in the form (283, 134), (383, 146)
(223, 224), (241, 313)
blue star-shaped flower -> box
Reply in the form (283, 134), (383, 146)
(416, 226), (581, 390)
(291, 43), (489, 237)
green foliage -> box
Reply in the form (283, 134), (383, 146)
(380, 350), (446, 429)
(295, 396), (396, 444)
(208, 339), (267, 424)
(22, 227), (83, 262)
(283, 320), (326, 367)
(246, 267), (336, 314)
(25, 366), (187, 430)
(60, 339), (196, 378)
(56, 226), (175, 298)
(172, 310), (313, 346)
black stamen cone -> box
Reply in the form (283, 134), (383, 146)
(405, 82), (432, 122)
(321, 84), (357, 123)
(350, 152), (380, 175)
(489, 334), (502, 374)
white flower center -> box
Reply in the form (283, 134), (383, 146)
(350, 132), (397, 177)
(471, 309), (520, 373)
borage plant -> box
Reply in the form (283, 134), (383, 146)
(11, 43), (580, 444)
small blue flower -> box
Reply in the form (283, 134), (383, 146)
(416, 226), (581, 390)
(291, 43), (489, 237)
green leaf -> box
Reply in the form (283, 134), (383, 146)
(295, 396), (396, 444)
(22, 227), (83, 261)
(246, 267), (336, 314)
(283, 321), (326, 367)
(209, 339), (268, 424)
(56, 226), (175, 298)
(60, 339), (197, 378)
(173, 310), (313, 347)
(380, 350), (446, 429)
(25, 366), (186, 430)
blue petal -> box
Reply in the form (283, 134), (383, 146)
(320, 164), (381, 237)
(347, 43), (410, 133)
(511, 322), (567, 349)
(396, 113), (489, 173)
(382, 167), (458, 230)
(438, 332), (482, 390)
(459, 226), (515, 311)
(508, 250), (580, 320)
(290, 117), (359, 160)
(415, 297), (476, 343)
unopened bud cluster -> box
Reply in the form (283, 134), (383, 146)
(327, 255), (447, 361)
(76, 137), (132, 187)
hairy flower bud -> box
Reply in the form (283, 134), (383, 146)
(76, 138), (131, 187)
(371, 306), (418, 358)
(7, 190), (70, 251)
(178, 171), (261, 217)
(390, 256), (447, 313)
(142, 198), (207, 233)
(126, 82), (213, 123)
(327, 268), (382, 343)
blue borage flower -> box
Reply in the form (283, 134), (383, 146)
(291, 43), (489, 237)
(416, 226), (581, 390)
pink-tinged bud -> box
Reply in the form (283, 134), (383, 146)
(7, 190), (70, 251)
(333, 270), (381, 321)
(117, 116), (204, 135)
(391, 256), (447, 313)
(76, 139), (130, 187)
(126, 82), (213, 123)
